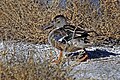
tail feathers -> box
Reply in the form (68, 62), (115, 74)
(86, 31), (98, 36)
(74, 30), (98, 38)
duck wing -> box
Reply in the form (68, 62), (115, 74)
(61, 25), (98, 43)
(61, 25), (89, 41)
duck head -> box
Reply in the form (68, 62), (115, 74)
(43, 15), (67, 30)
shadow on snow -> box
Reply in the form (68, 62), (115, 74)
(86, 49), (119, 59)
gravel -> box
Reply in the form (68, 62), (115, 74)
(0, 41), (120, 80)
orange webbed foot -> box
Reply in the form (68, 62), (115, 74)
(77, 53), (88, 62)
(51, 51), (63, 64)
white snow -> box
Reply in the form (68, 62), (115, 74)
(0, 41), (120, 80)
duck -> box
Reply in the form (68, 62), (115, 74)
(43, 15), (97, 63)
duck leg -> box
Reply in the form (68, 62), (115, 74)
(77, 53), (88, 62)
(52, 51), (63, 64)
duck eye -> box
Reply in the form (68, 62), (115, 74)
(51, 21), (54, 23)
(57, 21), (60, 23)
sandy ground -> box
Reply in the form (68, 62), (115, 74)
(0, 41), (120, 80)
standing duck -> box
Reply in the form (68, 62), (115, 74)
(43, 15), (97, 63)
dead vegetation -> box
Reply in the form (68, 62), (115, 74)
(0, 0), (120, 44)
(0, 40), (74, 80)
(0, 50), (73, 80)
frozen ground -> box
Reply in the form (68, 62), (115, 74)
(0, 41), (120, 80)
(69, 47), (120, 80)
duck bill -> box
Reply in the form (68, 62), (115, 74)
(42, 21), (54, 30)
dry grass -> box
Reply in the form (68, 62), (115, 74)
(0, 44), (74, 80)
(0, 0), (120, 44)
(0, 58), (73, 80)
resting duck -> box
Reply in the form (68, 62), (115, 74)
(43, 15), (97, 63)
